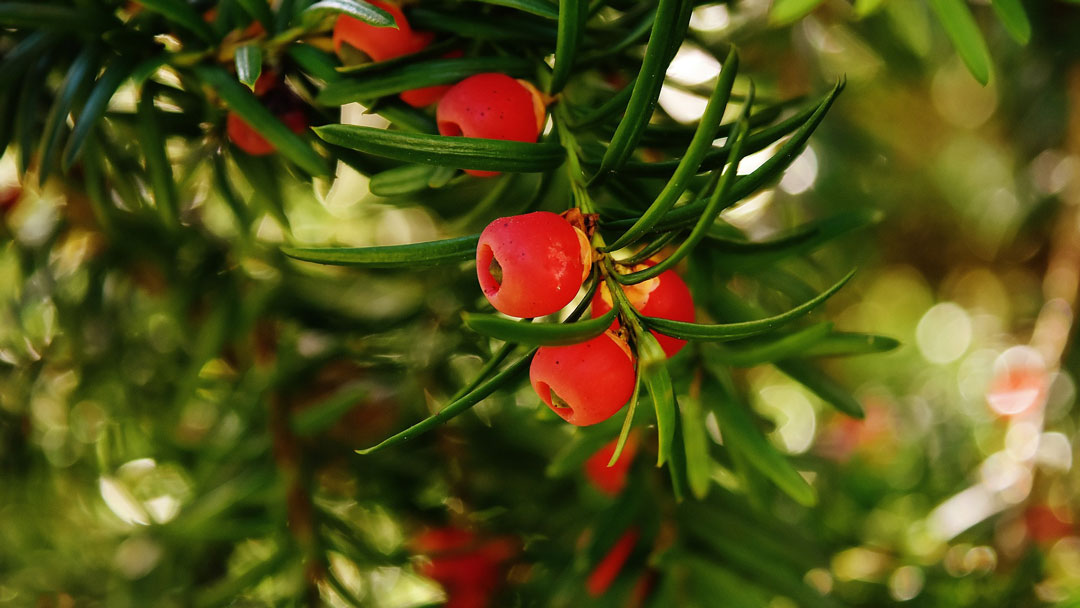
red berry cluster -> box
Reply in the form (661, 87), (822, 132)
(475, 212), (695, 427)
(332, 1), (546, 177)
(410, 527), (516, 608)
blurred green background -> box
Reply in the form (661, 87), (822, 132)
(4, 0), (1080, 606)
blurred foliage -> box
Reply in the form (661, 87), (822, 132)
(2, 0), (1080, 607)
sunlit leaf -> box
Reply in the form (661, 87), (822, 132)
(463, 308), (616, 346)
(702, 362), (816, 506)
(643, 269), (854, 341)
(603, 47), (739, 252)
(800, 332), (901, 357)
(593, 0), (688, 180)
(637, 330), (676, 467)
(235, 45), (263, 91)
(769, 0), (827, 26)
(316, 57), (531, 106)
(282, 235), (480, 268)
(369, 164), (438, 196)
(680, 394), (712, 500)
(706, 323), (833, 367)
(297, 0), (397, 27)
(286, 43), (344, 84)
(927, 0), (992, 84)
(708, 208), (881, 270)
(313, 125), (565, 172)
(614, 87), (751, 284)
(990, 0), (1031, 45)
(549, 0), (587, 94)
(853, 0), (886, 18)
(776, 359), (865, 418)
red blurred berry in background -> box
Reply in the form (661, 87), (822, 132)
(584, 433), (639, 496)
(0, 185), (21, 217)
(586, 528), (640, 597)
(1024, 504), (1074, 546)
(225, 72), (308, 156)
(411, 527), (516, 608)
(227, 109), (308, 156)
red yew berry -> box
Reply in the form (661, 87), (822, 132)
(530, 330), (636, 427)
(592, 261), (694, 357)
(584, 433), (639, 496)
(586, 528), (639, 597)
(437, 73), (547, 177)
(333, 0), (431, 62)
(476, 211), (591, 318)
(227, 109), (308, 156)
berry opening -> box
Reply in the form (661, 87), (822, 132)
(476, 244), (501, 298)
(536, 382), (572, 414)
(488, 257), (503, 286)
(439, 120), (463, 137)
(549, 389), (572, 412)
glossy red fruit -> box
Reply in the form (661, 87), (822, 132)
(592, 261), (694, 357)
(584, 433), (639, 496)
(586, 528), (639, 597)
(400, 49), (465, 107)
(227, 109), (308, 156)
(476, 211), (591, 318)
(436, 73), (546, 177)
(333, 0), (431, 62)
(531, 330), (636, 427)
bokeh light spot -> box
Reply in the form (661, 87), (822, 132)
(916, 303), (972, 364)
